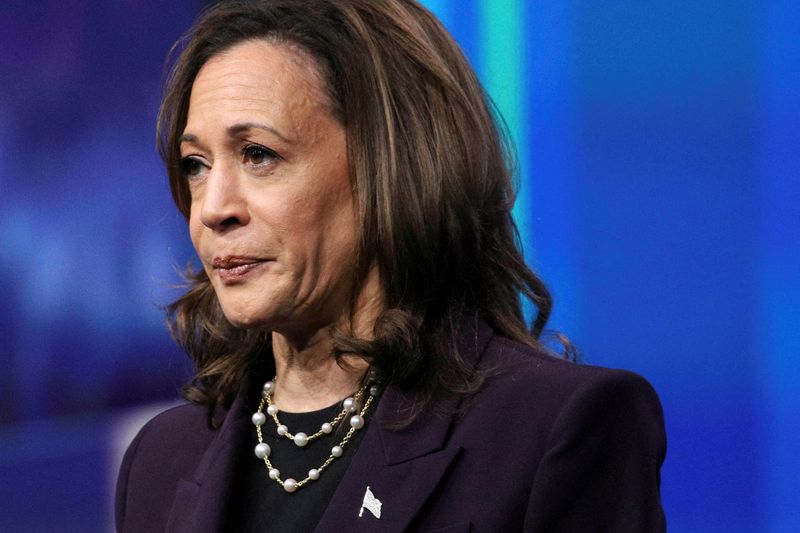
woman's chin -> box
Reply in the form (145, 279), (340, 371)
(220, 305), (280, 330)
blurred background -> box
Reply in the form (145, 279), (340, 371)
(1, 0), (797, 531)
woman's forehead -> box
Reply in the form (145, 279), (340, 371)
(185, 40), (334, 141)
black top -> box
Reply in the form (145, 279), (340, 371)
(225, 402), (367, 532)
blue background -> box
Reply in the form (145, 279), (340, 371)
(1, 1), (797, 531)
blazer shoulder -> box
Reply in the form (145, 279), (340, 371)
(119, 402), (216, 476)
(137, 402), (211, 438)
(482, 336), (668, 531)
(115, 402), (217, 531)
(473, 332), (666, 462)
(482, 333), (662, 411)
(422, 330), (666, 531)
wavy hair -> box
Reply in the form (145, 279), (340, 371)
(158, 0), (565, 421)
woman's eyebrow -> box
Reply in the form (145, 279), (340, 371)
(227, 122), (292, 143)
(178, 123), (292, 146)
(178, 132), (200, 145)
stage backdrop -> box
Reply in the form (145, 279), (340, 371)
(0, 1), (797, 531)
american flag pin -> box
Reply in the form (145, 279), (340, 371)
(359, 486), (382, 519)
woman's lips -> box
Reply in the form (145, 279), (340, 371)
(212, 256), (269, 284)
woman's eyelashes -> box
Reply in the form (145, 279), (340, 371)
(241, 143), (280, 167)
(180, 144), (281, 180)
(180, 155), (208, 180)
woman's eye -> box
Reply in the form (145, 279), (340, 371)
(242, 144), (278, 166)
(180, 156), (206, 178)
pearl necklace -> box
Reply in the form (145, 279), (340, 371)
(251, 376), (380, 493)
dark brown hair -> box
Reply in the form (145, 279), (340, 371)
(159, 0), (564, 419)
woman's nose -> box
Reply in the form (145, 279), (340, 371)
(199, 166), (250, 231)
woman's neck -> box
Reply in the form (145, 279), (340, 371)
(269, 266), (383, 412)
(270, 331), (369, 413)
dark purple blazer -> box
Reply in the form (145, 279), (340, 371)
(116, 322), (666, 532)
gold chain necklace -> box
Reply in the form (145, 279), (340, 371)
(250, 375), (380, 493)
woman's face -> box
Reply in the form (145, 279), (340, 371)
(181, 40), (358, 334)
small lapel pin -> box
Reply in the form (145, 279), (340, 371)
(359, 486), (382, 519)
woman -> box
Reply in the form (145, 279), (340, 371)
(116, 1), (666, 531)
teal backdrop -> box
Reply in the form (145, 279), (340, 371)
(0, 1), (797, 531)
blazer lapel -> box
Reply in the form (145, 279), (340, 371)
(166, 391), (251, 533)
(316, 319), (493, 532)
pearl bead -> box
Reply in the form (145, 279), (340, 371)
(370, 385), (379, 396)
(293, 432), (308, 447)
(254, 443), (271, 459)
(251, 412), (266, 426)
(269, 468), (280, 480)
(321, 422), (333, 434)
(331, 445), (343, 457)
(277, 425), (288, 436)
(350, 414), (365, 429)
(369, 369), (378, 380)
(308, 469), (320, 480)
(263, 381), (275, 394)
(283, 478), (298, 493)
(343, 397), (356, 412)
(267, 405), (278, 416)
